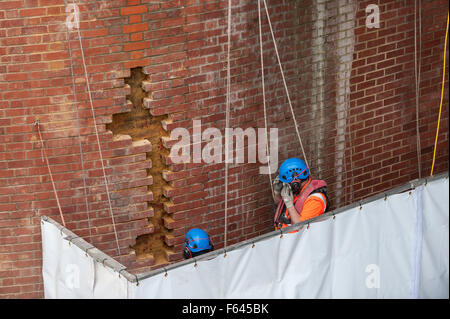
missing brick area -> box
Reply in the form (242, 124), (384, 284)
(106, 67), (171, 268)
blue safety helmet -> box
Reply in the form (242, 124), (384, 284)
(278, 158), (309, 184)
(183, 228), (213, 259)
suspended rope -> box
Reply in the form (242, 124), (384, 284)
(414, 0), (423, 179)
(71, 0), (121, 255)
(430, 12), (449, 177)
(35, 121), (66, 227)
(224, 0), (232, 249)
(64, 0), (93, 244)
(262, 0), (309, 169)
(258, 0), (274, 197)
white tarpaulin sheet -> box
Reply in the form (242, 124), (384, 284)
(42, 176), (449, 298)
(41, 220), (129, 299)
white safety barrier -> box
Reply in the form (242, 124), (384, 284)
(41, 174), (449, 298)
(41, 222), (131, 298)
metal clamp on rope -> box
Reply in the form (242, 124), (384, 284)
(194, 258), (198, 268)
(408, 182), (415, 195)
(163, 268), (168, 278)
(101, 258), (108, 267)
(118, 268), (127, 279)
(84, 246), (95, 257)
(223, 249), (227, 258)
(134, 274), (140, 285)
(68, 236), (80, 246)
(279, 229), (283, 238)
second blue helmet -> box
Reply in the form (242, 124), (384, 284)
(184, 228), (212, 253)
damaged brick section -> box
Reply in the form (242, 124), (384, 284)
(106, 67), (173, 271)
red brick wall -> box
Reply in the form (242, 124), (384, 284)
(0, 0), (448, 298)
(347, 0), (449, 202)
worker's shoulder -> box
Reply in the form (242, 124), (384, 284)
(310, 184), (327, 195)
(306, 192), (326, 201)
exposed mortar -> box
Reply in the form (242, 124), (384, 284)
(106, 67), (171, 267)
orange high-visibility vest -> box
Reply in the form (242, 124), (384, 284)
(274, 179), (328, 230)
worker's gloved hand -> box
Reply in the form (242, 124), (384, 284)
(273, 176), (283, 194)
(281, 184), (294, 209)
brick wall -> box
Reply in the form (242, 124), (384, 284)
(347, 0), (449, 201)
(0, 0), (448, 298)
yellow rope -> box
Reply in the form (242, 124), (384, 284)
(430, 12), (449, 177)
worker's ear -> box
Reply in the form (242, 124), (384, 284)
(183, 246), (191, 259)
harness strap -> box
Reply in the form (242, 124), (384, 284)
(274, 179), (327, 228)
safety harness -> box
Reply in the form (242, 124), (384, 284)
(274, 179), (328, 230)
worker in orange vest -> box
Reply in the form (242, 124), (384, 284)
(273, 158), (329, 230)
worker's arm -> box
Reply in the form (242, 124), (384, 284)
(285, 195), (326, 225)
(280, 184), (302, 223)
(287, 205), (301, 224)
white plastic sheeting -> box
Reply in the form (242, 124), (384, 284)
(41, 221), (129, 299)
(41, 176), (449, 299)
(419, 178), (449, 298)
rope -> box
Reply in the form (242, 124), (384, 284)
(262, 0), (309, 169)
(430, 12), (449, 176)
(71, 0), (121, 255)
(414, 0), (422, 179)
(258, 0), (274, 197)
(224, 0), (232, 249)
(35, 121), (66, 227)
(64, 0), (93, 244)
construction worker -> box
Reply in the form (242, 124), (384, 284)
(183, 228), (214, 259)
(273, 158), (329, 230)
